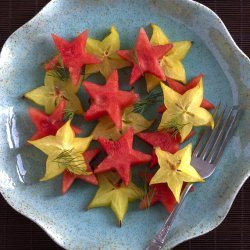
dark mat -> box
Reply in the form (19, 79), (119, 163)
(0, 0), (249, 249)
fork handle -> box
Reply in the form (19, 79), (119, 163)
(146, 184), (193, 250)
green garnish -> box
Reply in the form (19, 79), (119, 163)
(48, 67), (70, 81)
(143, 181), (156, 210)
(52, 148), (87, 175)
(133, 88), (163, 114)
(161, 117), (189, 138)
(64, 108), (75, 120)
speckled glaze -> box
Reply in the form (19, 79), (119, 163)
(0, 0), (249, 249)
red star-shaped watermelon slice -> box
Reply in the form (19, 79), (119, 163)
(52, 30), (100, 85)
(44, 55), (60, 71)
(83, 70), (139, 130)
(158, 74), (215, 113)
(28, 100), (81, 141)
(62, 149), (100, 195)
(139, 173), (194, 213)
(137, 131), (182, 168)
(139, 173), (177, 213)
(117, 28), (173, 85)
(94, 128), (151, 186)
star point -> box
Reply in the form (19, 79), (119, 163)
(149, 144), (204, 202)
(62, 149), (99, 194)
(137, 131), (181, 168)
(83, 70), (139, 130)
(28, 120), (93, 181)
(88, 172), (143, 224)
(145, 24), (192, 92)
(158, 80), (214, 142)
(117, 28), (173, 86)
(24, 70), (84, 115)
(85, 26), (130, 79)
(52, 30), (100, 85)
(94, 128), (151, 186)
(139, 173), (177, 213)
(28, 100), (81, 141)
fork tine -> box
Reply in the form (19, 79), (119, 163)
(192, 127), (209, 157)
(199, 107), (226, 159)
(209, 106), (240, 164)
(193, 104), (220, 157)
(206, 107), (234, 162)
(212, 102), (221, 118)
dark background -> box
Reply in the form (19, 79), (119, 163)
(0, 0), (249, 249)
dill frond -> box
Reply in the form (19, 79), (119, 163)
(48, 67), (70, 81)
(161, 118), (189, 138)
(64, 108), (75, 120)
(146, 188), (155, 209)
(141, 169), (156, 211)
(133, 88), (163, 114)
(52, 148), (87, 175)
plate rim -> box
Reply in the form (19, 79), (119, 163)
(0, 0), (249, 249)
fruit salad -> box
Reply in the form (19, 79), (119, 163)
(25, 24), (214, 226)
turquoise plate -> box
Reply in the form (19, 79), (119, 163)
(0, 0), (249, 249)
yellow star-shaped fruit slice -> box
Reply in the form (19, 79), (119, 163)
(85, 26), (130, 79)
(150, 144), (204, 202)
(24, 70), (84, 115)
(92, 107), (154, 140)
(88, 172), (144, 225)
(28, 120), (93, 181)
(158, 81), (214, 142)
(145, 24), (192, 92)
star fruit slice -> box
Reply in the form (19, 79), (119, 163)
(85, 26), (130, 79)
(158, 81), (214, 142)
(28, 120), (93, 181)
(88, 172), (144, 225)
(145, 24), (192, 92)
(24, 70), (84, 115)
(158, 74), (214, 113)
(117, 27), (172, 85)
(139, 172), (194, 213)
(62, 149), (100, 194)
(150, 144), (204, 202)
(92, 106), (154, 140)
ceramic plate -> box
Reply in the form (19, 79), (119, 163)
(0, 0), (249, 249)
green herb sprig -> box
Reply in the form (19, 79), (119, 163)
(161, 118), (189, 138)
(143, 184), (156, 210)
(52, 148), (87, 175)
(48, 67), (70, 81)
(133, 88), (163, 114)
(141, 170), (156, 210)
(64, 108), (75, 121)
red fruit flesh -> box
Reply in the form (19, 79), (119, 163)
(95, 128), (151, 186)
(52, 30), (100, 85)
(139, 173), (194, 213)
(117, 28), (173, 85)
(157, 75), (215, 113)
(28, 100), (81, 141)
(137, 131), (181, 168)
(62, 149), (99, 195)
(44, 55), (60, 71)
(83, 70), (138, 130)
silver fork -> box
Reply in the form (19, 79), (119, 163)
(146, 105), (240, 250)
